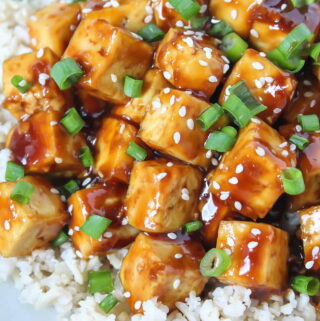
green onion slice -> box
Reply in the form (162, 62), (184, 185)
(310, 43), (320, 65)
(124, 76), (143, 98)
(183, 221), (203, 233)
(88, 270), (114, 294)
(191, 16), (209, 31)
(291, 275), (320, 296)
(221, 126), (237, 138)
(99, 294), (118, 314)
(63, 180), (80, 197)
(79, 146), (94, 167)
(200, 248), (231, 277)
(138, 24), (165, 42)
(205, 129), (237, 152)
(50, 57), (83, 90)
(197, 103), (224, 131)
(10, 181), (35, 204)
(52, 230), (69, 247)
(208, 20), (233, 38)
(60, 107), (85, 135)
(291, 0), (316, 9)
(220, 32), (248, 63)
(126, 142), (147, 161)
(11, 75), (31, 93)
(80, 214), (112, 240)
(297, 114), (320, 132)
(281, 168), (305, 195)
(5, 161), (24, 182)
(289, 134), (309, 150)
(168, 0), (201, 20)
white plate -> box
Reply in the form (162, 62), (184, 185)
(0, 281), (56, 321)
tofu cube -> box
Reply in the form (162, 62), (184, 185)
(216, 221), (289, 291)
(69, 183), (138, 258)
(208, 119), (297, 220)
(27, 2), (81, 57)
(94, 117), (144, 184)
(139, 89), (225, 167)
(3, 48), (73, 120)
(112, 69), (172, 124)
(153, 0), (207, 32)
(299, 206), (320, 272)
(219, 49), (297, 124)
(64, 18), (154, 104)
(155, 28), (226, 100)
(85, 0), (153, 33)
(0, 176), (68, 257)
(125, 159), (202, 233)
(6, 111), (86, 177)
(120, 233), (208, 312)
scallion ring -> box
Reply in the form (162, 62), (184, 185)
(11, 75), (31, 93)
(168, 0), (201, 20)
(200, 248), (231, 277)
(289, 134), (309, 150)
(183, 221), (203, 233)
(5, 161), (24, 182)
(79, 146), (94, 167)
(281, 168), (305, 195)
(10, 181), (35, 204)
(52, 230), (69, 247)
(88, 270), (114, 294)
(124, 76), (143, 98)
(297, 114), (320, 132)
(99, 294), (118, 314)
(220, 32), (248, 63)
(197, 103), (224, 131)
(60, 107), (85, 135)
(80, 214), (112, 240)
(138, 24), (165, 42)
(291, 275), (320, 296)
(126, 142), (147, 161)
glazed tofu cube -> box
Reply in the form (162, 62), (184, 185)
(78, 89), (108, 116)
(94, 117), (143, 184)
(0, 176), (68, 257)
(155, 28), (226, 99)
(139, 89), (225, 167)
(216, 221), (289, 291)
(283, 75), (320, 124)
(6, 111), (86, 177)
(219, 49), (297, 124)
(64, 18), (154, 104)
(299, 206), (320, 271)
(290, 133), (320, 211)
(2, 48), (73, 120)
(69, 183), (138, 258)
(153, 0), (207, 32)
(27, 2), (81, 57)
(208, 120), (296, 220)
(85, 0), (153, 33)
(112, 69), (172, 124)
(120, 233), (208, 312)
(125, 159), (202, 233)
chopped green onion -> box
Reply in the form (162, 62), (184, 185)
(291, 0), (315, 8)
(11, 75), (31, 93)
(221, 126), (237, 138)
(88, 270), (114, 294)
(10, 181), (35, 204)
(220, 32), (248, 63)
(138, 24), (165, 42)
(80, 214), (112, 240)
(52, 230), (69, 247)
(191, 16), (209, 31)
(124, 76), (143, 98)
(50, 57), (83, 90)
(60, 107), (85, 135)
(208, 20), (233, 38)
(310, 43), (320, 65)
(5, 161), (24, 181)
(168, 0), (200, 20)
(69, 0), (87, 3)
(183, 221), (203, 233)
(63, 180), (79, 197)
(79, 146), (94, 167)
(289, 134), (309, 150)
(99, 294), (118, 314)
(297, 114), (320, 132)
(278, 23), (313, 59)
(229, 81), (267, 116)
(291, 275), (320, 296)
(197, 103), (224, 131)
(281, 168), (305, 195)
(205, 129), (237, 152)
(222, 94), (252, 128)
(126, 142), (147, 161)
(200, 248), (231, 277)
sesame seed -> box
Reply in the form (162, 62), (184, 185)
(60, 195), (66, 202)
(173, 132), (181, 144)
(187, 118), (194, 130)
(255, 79), (263, 88)
(295, 125), (302, 132)
(173, 279), (181, 289)
(227, 237), (235, 246)
(212, 181), (220, 190)
(167, 162), (174, 167)
(31, 38), (37, 46)
(200, 4), (207, 13)
(234, 201), (242, 211)
(305, 261), (314, 269)
(124, 292), (131, 298)
(163, 71), (172, 80)
(274, 108), (282, 114)
(290, 144), (297, 151)
(259, 52), (267, 57)
(18, 80), (27, 87)
(156, 172), (167, 181)
(152, 98), (161, 109)
(176, 20), (184, 27)
(235, 164), (244, 174)
(82, 8), (92, 13)
(250, 29), (259, 38)
(174, 253), (183, 259)
(251, 118), (261, 124)
(183, 37), (194, 47)
(209, 75), (218, 83)
(170, 95), (176, 106)
(224, 248), (232, 255)
(310, 99), (316, 108)
(223, 64), (230, 74)
(75, 250), (83, 258)
(312, 246), (320, 257)
(248, 241), (258, 249)
(228, 177), (238, 184)
(281, 150), (289, 157)
(55, 157), (63, 164)
(111, 74), (117, 83)
(280, 3), (287, 10)
(220, 191), (230, 201)
(231, 9), (238, 20)
(251, 228), (261, 236)
(212, 158), (218, 166)
(206, 150), (212, 159)
(303, 80), (312, 86)
(74, 226), (80, 231)
(36, 48), (44, 58)
(50, 121), (57, 126)
(68, 229), (74, 236)
(279, 142), (288, 148)
(50, 188), (59, 194)
(4, 220), (10, 231)
(134, 301), (142, 310)
(163, 87), (171, 94)
(30, 15), (37, 21)
(199, 60), (209, 66)
(167, 233), (177, 240)
(38, 73), (50, 86)
(264, 77), (274, 83)
(221, 56), (230, 64)
(304, 91), (313, 98)
(252, 62), (264, 70)
(104, 232), (113, 238)
(255, 147), (265, 156)
(144, 15), (153, 23)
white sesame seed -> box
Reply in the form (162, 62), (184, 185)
(187, 118), (194, 130)
(251, 228), (261, 236)
(144, 15), (153, 23)
(303, 80), (312, 86)
(264, 77), (274, 83)
(163, 71), (172, 80)
(220, 191), (230, 201)
(280, 3), (287, 11)
(304, 91), (313, 98)
(290, 143), (297, 151)
(221, 56), (230, 64)
(111, 74), (117, 83)
(227, 237), (235, 247)
(295, 125), (302, 132)
(55, 157), (63, 164)
(235, 164), (244, 174)
(250, 29), (259, 38)
(4, 220), (10, 231)
(174, 253), (183, 259)
(231, 9), (238, 20)
(18, 80), (27, 87)
(50, 188), (59, 194)
(212, 181), (220, 190)
(208, 75), (218, 83)
(310, 99), (316, 108)
(223, 64), (230, 74)
(170, 95), (176, 106)
(251, 118), (261, 124)
(234, 201), (242, 211)
(281, 150), (289, 157)
(173, 279), (181, 289)
(156, 172), (167, 181)
(30, 15), (37, 21)
(178, 106), (186, 117)
(68, 204), (73, 213)
(228, 177), (238, 184)
(82, 8), (92, 13)
(255, 147), (265, 156)
(305, 261), (314, 269)
(68, 229), (74, 236)
(60, 195), (66, 202)
(248, 241), (258, 249)
(206, 150), (212, 159)
(199, 60), (208, 66)
(50, 121), (57, 126)
(104, 232), (113, 238)
(259, 52), (267, 57)
(75, 250), (83, 258)
(252, 62), (264, 70)
(173, 132), (181, 144)
(279, 142), (288, 148)
(163, 87), (171, 94)
(255, 79), (263, 88)
(212, 158), (218, 166)
(152, 98), (161, 109)
(38, 73), (50, 86)
(312, 246), (320, 257)
(36, 48), (44, 58)
(31, 38), (37, 46)
(167, 162), (173, 167)
(134, 301), (142, 310)
(224, 248), (232, 255)
(183, 37), (194, 47)
(176, 20), (184, 27)
(274, 108), (282, 114)
(74, 226), (80, 231)
(167, 233), (177, 240)
(200, 4), (207, 13)
(124, 291), (131, 298)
